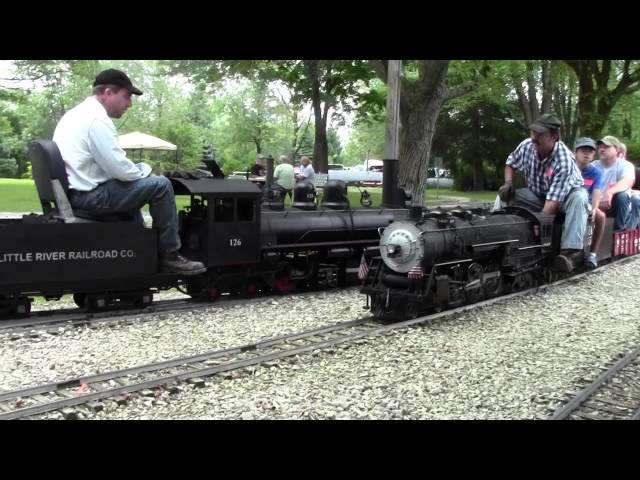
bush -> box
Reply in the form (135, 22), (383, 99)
(21, 161), (32, 179)
(0, 158), (18, 178)
(625, 142), (640, 165)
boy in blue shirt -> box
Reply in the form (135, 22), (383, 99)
(575, 137), (604, 268)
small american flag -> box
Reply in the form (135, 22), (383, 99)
(358, 252), (369, 281)
(407, 261), (424, 280)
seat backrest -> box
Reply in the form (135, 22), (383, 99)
(27, 140), (70, 213)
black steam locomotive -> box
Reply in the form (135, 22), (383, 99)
(0, 140), (408, 318)
(360, 201), (640, 320)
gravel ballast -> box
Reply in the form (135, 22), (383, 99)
(2, 257), (640, 419)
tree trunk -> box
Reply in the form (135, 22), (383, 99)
(566, 60), (640, 140)
(290, 110), (299, 159)
(398, 71), (449, 204)
(313, 110), (328, 173)
(305, 60), (329, 173)
(370, 60), (454, 204)
(470, 107), (484, 190)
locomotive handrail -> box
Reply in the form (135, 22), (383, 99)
(471, 239), (519, 248)
(516, 243), (552, 250)
(433, 258), (474, 267)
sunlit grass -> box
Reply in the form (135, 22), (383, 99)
(0, 178), (497, 213)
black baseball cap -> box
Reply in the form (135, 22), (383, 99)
(93, 69), (143, 95)
(529, 114), (562, 133)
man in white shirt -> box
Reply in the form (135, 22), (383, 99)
(53, 69), (205, 275)
(592, 135), (640, 231)
(296, 156), (315, 182)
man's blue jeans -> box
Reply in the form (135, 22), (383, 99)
(68, 176), (180, 254)
(610, 191), (640, 231)
(510, 187), (589, 250)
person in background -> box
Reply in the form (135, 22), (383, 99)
(250, 154), (266, 177)
(273, 155), (295, 200)
(296, 156), (315, 182)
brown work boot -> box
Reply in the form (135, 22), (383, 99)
(160, 252), (206, 276)
(553, 249), (584, 273)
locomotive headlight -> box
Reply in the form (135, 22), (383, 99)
(386, 244), (401, 256)
(380, 221), (426, 274)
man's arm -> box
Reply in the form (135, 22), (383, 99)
(88, 119), (143, 181)
(602, 173), (634, 208)
(592, 188), (602, 213)
(504, 165), (516, 184)
(542, 200), (560, 215)
(544, 145), (579, 215)
(606, 174), (634, 196)
(498, 165), (517, 201)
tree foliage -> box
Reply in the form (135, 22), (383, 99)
(3, 59), (640, 190)
(565, 60), (640, 139)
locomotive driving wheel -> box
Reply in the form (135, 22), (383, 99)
(510, 272), (536, 292)
(465, 262), (485, 304)
(541, 266), (558, 284)
(448, 284), (465, 308)
(274, 275), (293, 295)
(73, 293), (87, 309)
(206, 286), (221, 301)
(482, 262), (503, 298)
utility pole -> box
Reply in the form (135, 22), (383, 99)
(382, 60), (402, 208)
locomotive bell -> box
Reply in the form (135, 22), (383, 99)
(380, 221), (425, 273)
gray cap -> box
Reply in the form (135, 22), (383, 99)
(529, 114), (562, 133)
(597, 135), (625, 149)
(575, 137), (597, 150)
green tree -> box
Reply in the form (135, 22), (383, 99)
(370, 60), (474, 202)
(171, 60), (376, 173)
(343, 116), (385, 166)
(564, 60), (640, 139)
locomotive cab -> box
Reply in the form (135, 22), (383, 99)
(172, 178), (262, 267)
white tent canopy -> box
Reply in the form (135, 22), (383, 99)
(118, 131), (177, 151)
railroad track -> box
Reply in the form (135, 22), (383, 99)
(0, 289), (357, 336)
(2, 264), (630, 420)
(549, 344), (640, 420)
(0, 316), (381, 420)
(3, 257), (638, 420)
(0, 298), (192, 335)
(5, 254), (637, 337)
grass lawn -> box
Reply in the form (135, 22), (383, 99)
(0, 178), (497, 213)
